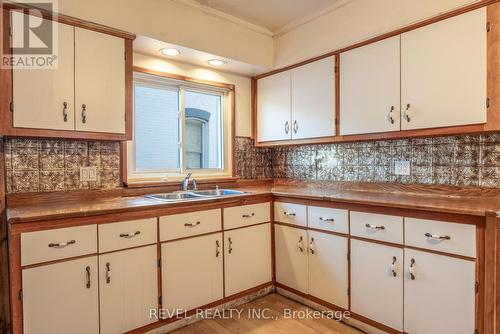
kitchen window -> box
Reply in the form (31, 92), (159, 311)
(127, 71), (233, 182)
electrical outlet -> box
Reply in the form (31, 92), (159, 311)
(394, 160), (410, 176)
(80, 166), (97, 182)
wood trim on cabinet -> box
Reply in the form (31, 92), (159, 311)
(483, 212), (499, 334)
(252, 1), (500, 147)
(2, 2), (136, 40)
(0, 10), (134, 141)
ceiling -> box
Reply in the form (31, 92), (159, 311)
(190, 0), (340, 32)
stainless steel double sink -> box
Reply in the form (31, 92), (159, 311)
(145, 189), (247, 202)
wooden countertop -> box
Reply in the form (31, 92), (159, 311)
(6, 181), (500, 224)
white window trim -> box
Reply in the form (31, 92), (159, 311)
(127, 71), (233, 183)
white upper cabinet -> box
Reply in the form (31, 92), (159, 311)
(75, 28), (126, 134)
(291, 56), (335, 139)
(401, 8), (487, 130)
(12, 21), (75, 131)
(257, 71), (292, 142)
(340, 36), (401, 135)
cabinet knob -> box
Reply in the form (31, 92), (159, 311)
(284, 121), (290, 134)
(387, 106), (395, 124)
(81, 104), (87, 124)
(404, 103), (411, 122)
(62, 102), (68, 122)
(293, 120), (298, 134)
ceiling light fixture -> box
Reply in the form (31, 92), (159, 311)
(207, 59), (226, 66)
(160, 48), (180, 56)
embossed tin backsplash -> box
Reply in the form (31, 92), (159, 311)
(4, 138), (121, 193)
(235, 133), (500, 188)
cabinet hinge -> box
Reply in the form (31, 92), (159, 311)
(9, 102), (14, 112)
(19, 289), (22, 302)
(486, 97), (490, 109)
(475, 281), (479, 294)
(487, 21), (491, 32)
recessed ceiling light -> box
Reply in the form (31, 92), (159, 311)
(207, 59), (226, 66)
(160, 48), (180, 56)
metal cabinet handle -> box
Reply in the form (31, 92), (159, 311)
(293, 120), (298, 134)
(228, 237), (233, 254)
(409, 258), (416, 280)
(298, 236), (304, 253)
(85, 266), (91, 289)
(184, 221), (201, 227)
(48, 240), (76, 248)
(119, 231), (141, 238)
(216, 240), (220, 258)
(425, 232), (451, 240)
(242, 213), (255, 218)
(388, 106), (395, 124)
(105, 263), (111, 284)
(62, 102), (68, 122)
(319, 217), (335, 223)
(391, 256), (397, 277)
(403, 103), (411, 122)
(309, 237), (315, 255)
(365, 223), (385, 230)
(81, 104), (87, 123)
(284, 211), (296, 217)
(284, 121), (290, 134)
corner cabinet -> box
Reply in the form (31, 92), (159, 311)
(256, 56), (336, 144)
(2, 7), (134, 140)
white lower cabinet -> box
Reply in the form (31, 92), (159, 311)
(275, 225), (309, 293)
(224, 223), (272, 296)
(275, 225), (349, 308)
(161, 233), (223, 313)
(99, 245), (158, 334)
(351, 239), (404, 331)
(22, 256), (99, 334)
(404, 249), (476, 334)
(308, 230), (349, 309)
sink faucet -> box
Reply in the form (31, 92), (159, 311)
(182, 172), (192, 191)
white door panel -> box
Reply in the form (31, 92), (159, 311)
(291, 56), (335, 139)
(340, 36), (401, 135)
(401, 8), (487, 130)
(257, 71), (291, 142)
(404, 249), (476, 334)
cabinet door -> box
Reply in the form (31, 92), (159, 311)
(291, 56), (335, 139)
(351, 239), (403, 331)
(404, 249), (475, 334)
(74, 28), (125, 134)
(99, 245), (158, 334)
(161, 233), (223, 312)
(12, 20), (75, 131)
(308, 231), (348, 309)
(257, 71), (291, 142)
(224, 223), (272, 296)
(22, 256), (99, 334)
(401, 8), (486, 130)
(274, 225), (308, 293)
(340, 36), (400, 135)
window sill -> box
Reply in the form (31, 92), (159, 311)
(124, 176), (239, 189)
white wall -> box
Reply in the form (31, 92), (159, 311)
(49, 0), (273, 68)
(133, 53), (253, 137)
(273, 0), (480, 68)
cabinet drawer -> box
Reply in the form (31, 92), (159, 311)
(405, 218), (476, 258)
(160, 209), (221, 242)
(274, 202), (307, 226)
(308, 206), (348, 234)
(99, 218), (157, 253)
(224, 202), (270, 230)
(350, 212), (403, 244)
(21, 225), (97, 266)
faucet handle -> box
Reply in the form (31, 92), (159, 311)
(192, 179), (198, 190)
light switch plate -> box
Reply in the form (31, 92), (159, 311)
(80, 166), (97, 182)
(394, 160), (410, 176)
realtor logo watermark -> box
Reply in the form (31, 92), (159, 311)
(2, 0), (58, 69)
